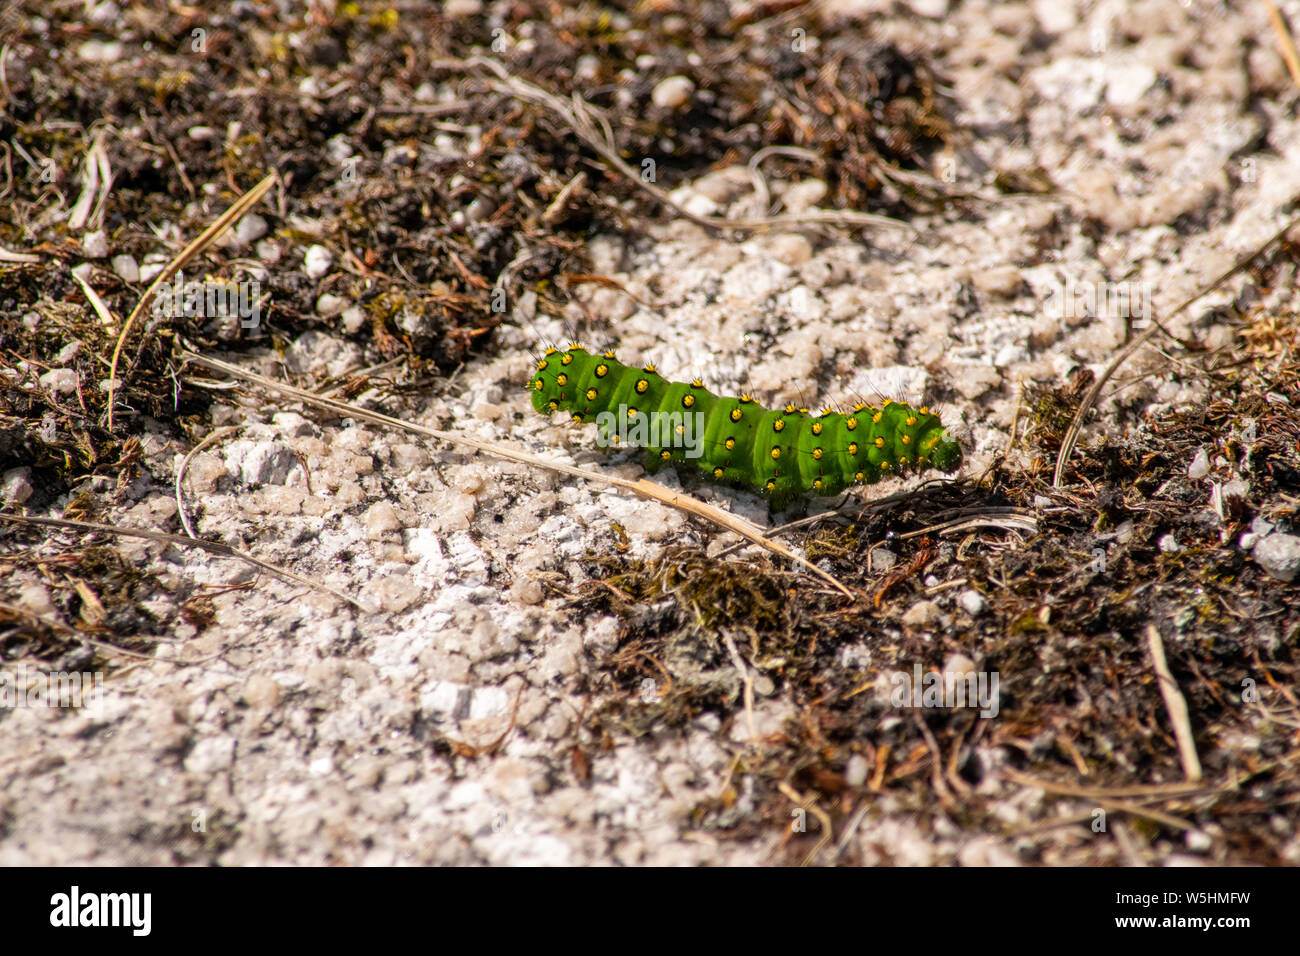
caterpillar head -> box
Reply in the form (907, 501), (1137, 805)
(929, 430), (962, 473)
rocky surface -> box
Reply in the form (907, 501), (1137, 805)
(2, 0), (1299, 865)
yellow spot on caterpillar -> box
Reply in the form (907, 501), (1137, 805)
(846, 417), (859, 430)
(881, 460), (891, 469)
(643, 364), (657, 373)
(874, 437), (885, 448)
(813, 479), (823, 490)
(901, 434), (911, 444)
(586, 388), (597, 400)
(882, 399), (893, 407)
(537, 360), (548, 371)
(713, 467), (724, 479)
(811, 422), (823, 436)
(906, 416), (917, 426)
(898, 456), (909, 464)
(547, 400), (558, 411)
(785, 403), (798, 414)
(730, 408), (743, 422)
(556, 373), (568, 386)
(854, 471), (865, 482)
(853, 402), (867, 412)
(821, 406), (834, 416)
(604, 350), (616, 359)
(918, 456), (929, 465)
(773, 419), (785, 432)
(682, 394), (695, 408)
(534, 380), (544, 391)
(765, 479), (776, 491)
(675, 424), (685, 435)
(660, 450), (671, 461)
(724, 438), (736, 450)
(627, 407), (638, 419)
(636, 379), (649, 393)
(692, 379), (704, 388)
(568, 342), (584, 351)
(739, 394), (753, 404)
(799, 407), (809, 413)
(544, 347), (558, 355)
(572, 413), (583, 422)
(770, 447), (781, 460)
(848, 442), (858, 455)
(595, 364), (609, 378)
(872, 412), (883, 424)
(920, 406), (931, 416)
(812, 447), (823, 460)
(562, 354), (574, 366)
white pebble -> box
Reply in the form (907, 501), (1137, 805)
(959, 590), (986, 616)
(1188, 447), (1210, 479)
(111, 254), (139, 283)
(651, 75), (694, 109)
(316, 293), (347, 317)
(81, 230), (109, 259)
(303, 244), (333, 279)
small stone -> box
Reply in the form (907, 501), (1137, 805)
(902, 600), (942, 629)
(54, 341), (81, 364)
(445, 0), (482, 17)
(845, 754), (869, 788)
(1033, 495), (1053, 509)
(1254, 533), (1300, 583)
(341, 306), (366, 334)
(364, 501), (402, 539)
(361, 575), (422, 614)
(781, 179), (828, 213)
(651, 75), (694, 109)
(303, 244), (333, 279)
(234, 213), (269, 246)
(316, 293), (347, 317)
(225, 440), (295, 486)
(1188, 447), (1210, 479)
(16, 582), (58, 618)
(2, 467), (34, 505)
(1184, 829), (1213, 853)
(39, 368), (79, 395)
(870, 547), (897, 572)
(1105, 63), (1158, 107)
(959, 590), (986, 616)
(904, 0), (949, 18)
(184, 735), (236, 775)
(77, 39), (124, 63)
(1158, 533), (1181, 553)
(509, 578), (544, 605)
(1240, 515), (1276, 549)
(972, 265), (1024, 298)
(241, 674), (282, 710)
(111, 254), (139, 283)
(81, 230), (109, 258)
(767, 234), (813, 267)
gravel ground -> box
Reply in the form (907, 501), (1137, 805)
(2, 0), (1299, 865)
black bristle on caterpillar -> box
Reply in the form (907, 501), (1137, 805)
(528, 345), (962, 510)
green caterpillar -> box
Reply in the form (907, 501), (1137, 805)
(528, 345), (961, 510)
